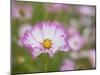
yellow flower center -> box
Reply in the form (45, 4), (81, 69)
(42, 39), (52, 49)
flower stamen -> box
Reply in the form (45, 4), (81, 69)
(42, 39), (52, 49)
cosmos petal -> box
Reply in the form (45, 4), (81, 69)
(21, 31), (41, 48)
(31, 25), (43, 43)
(32, 47), (43, 58)
(52, 25), (67, 51)
(42, 22), (57, 39)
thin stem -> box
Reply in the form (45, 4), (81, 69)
(44, 53), (48, 72)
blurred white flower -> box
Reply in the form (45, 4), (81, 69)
(80, 16), (93, 27)
(69, 18), (79, 29)
(70, 51), (79, 59)
(17, 56), (25, 64)
(79, 50), (88, 58)
(82, 27), (95, 44)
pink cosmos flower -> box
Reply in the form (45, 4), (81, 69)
(78, 6), (95, 16)
(21, 22), (69, 58)
(68, 34), (85, 51)
(17, 24), (32, 47)
(12, 2), (33, 20)
(60, 59), (75, 71)
(88, 49), (95, 68)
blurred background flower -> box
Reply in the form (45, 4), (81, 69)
(88, 49), (96, 68)
(77, 6), (95, 16)
(68, 34), (85, 51)
(17, 24), (32, 47)
(60, 59), (75, 71)
(44, 4), (70, 13)
(12, 2), (33, 20)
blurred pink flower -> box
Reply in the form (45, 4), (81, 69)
(45, 4), (69, 13)
(17, 24), (32, 47)
(12, 3), (33, 20)
(78, 6), (95, 16)
(88, 49), (96, 68)
(21, 22), (70, 58)
(60, 59), (75, 71)
(67, 26), (79, 37)
(68, 34), (85, 51)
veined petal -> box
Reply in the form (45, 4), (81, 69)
(21, 31), (41, 48)
(42, 22), (57, 39)
(52, 25), (67, 51)
(31, 25), (43, 43)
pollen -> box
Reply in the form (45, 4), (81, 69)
(42, 39), (52, 49)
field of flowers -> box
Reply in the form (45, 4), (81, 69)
(11, 1), (96, 74)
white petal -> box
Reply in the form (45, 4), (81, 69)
(31, 25), (43, 42)
(21, 31), (40, 48)
(52, 26), (67, 51)
(42, 22), (56, 39)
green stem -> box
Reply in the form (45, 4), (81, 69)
(44, 53), (47, 72)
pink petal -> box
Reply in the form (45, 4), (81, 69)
(21, 31), (41, 48)
(31, 25), (43, 43)
(41, 22), (57, 39)
(32, 47), (43, 58)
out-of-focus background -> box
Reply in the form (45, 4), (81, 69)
(11, 1), (96, 74)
